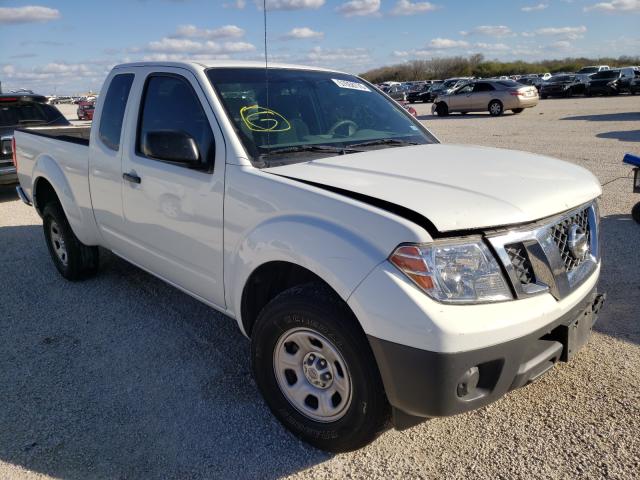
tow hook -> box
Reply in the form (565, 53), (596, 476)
(592, 293), (606, 315)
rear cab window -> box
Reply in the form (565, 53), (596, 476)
(0, 101), (67, 128)
(99, 73), (134, 151)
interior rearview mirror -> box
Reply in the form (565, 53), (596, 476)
(142, 130), (201, 167)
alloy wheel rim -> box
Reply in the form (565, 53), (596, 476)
(273, 328), (352, 423)
(49, 221), (68, 266)
(490, 103), (501, 114)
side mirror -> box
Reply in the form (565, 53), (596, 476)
(142, 130), (201, 167)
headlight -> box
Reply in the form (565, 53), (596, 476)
(389, 239), (513, 304)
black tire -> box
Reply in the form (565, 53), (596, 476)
(586, 89), (592, 97)
(42, 203), (99, 280)
(632, 202), (640, 224)
(251, 283), (389, 452)
(512, 108), (524, 114)
(460, 111), (469, 115)
(541, 94), (548, 99)
(488, 100), (503, 117)
(435, 102), (449, 117)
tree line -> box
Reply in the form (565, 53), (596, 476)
(360, 55), (640, 83)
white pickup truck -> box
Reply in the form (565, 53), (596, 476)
(14, 61), (605, 452)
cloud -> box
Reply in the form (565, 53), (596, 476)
(551, 40), (572, 49)
(261, 0), (325, 10)
(336, 0), (381, 16)
(473, 42), (510, 51)
(529, 25), (587, 39)
(584, 0), (640, 12)
(224, 0), (246, 7)
(147, 37), (255, 55)
(391, 0), (439, 15)
(304, 46), (371, 65)
(428, 38), (469, 48)
(174, 24), (245, 39)
(521, 3), (548, 11)
(0, 6), (60, 24)
(281, 27), (324, 39)
(460, 25), (514, 37)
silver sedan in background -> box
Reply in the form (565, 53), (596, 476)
(432, 79), (539, 116)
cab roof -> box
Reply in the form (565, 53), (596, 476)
(112, 60), (347, 75)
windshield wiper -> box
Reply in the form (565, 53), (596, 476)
(348, 138), (421, 149)
(260, 144), (361, 158)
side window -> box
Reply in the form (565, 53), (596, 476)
(474, 83), (494, 92)
(137, 74), (214, 171)
(99, 74), (134, 151)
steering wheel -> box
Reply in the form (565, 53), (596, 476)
(328, 119), (358, 137)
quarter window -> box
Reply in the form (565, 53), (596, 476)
(99, 73), (134, 151)
(137, 74), (214, 171)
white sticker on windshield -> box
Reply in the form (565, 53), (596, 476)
(332, 78), (371, 92)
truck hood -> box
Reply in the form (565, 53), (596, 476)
(263, 144), (601, 233)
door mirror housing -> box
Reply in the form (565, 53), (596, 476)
(142, 130), (203, 168)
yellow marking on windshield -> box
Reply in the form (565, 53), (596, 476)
(240, 105), (291, 132)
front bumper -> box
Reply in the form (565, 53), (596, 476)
(368, 288), (605, 427)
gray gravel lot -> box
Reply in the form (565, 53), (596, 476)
(1, 97), (639, 479)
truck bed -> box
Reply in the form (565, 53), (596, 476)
(15, 125), (91, 146)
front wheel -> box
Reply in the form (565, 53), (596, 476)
(251, 283), (389, 452)
(43, 203), (99, 280)
(488, 100), (503, 116)
(632, 202), (640, 224)
(435, 102), (449, 117)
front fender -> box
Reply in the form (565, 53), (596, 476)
(228, 214), (388, 334)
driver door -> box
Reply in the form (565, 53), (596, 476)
(118, 67), (226, 308)
(449, 84), (474, 111)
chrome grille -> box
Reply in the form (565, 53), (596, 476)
(487, 202), (599, 301)
(549, 208), (591, 272)
(505, 243), (534, 285)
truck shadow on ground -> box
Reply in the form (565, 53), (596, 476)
(0, 225), (330, 480)
(0, 185), (18, 203)
(596, 130), (640, 143)
(561, 111), (640, 122)
(594, 214), (640, 346)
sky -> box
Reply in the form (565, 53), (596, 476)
(1, 0), (639, 94)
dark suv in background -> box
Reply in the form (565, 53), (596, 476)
(586, 69), (623, 96)
(0, 94), (69, 185)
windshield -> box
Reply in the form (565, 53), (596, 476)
(207, 68), (436, 167)
(592, 70), (619, 79)
(0, 102), (69, 128)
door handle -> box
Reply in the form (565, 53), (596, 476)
(123, 172), (141, 184)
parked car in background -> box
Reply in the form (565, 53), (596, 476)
(629, 71), (640, 95)
(619, 67), (640, 93)
(576, 65), (610, 75)
(586, 69), (622, 96)
(77, 101), (95, 120)
(385, 84), (409, 102)
(429, 77), (472, 99)
(539, 73), (552, 81)
(406, 84), (432, 103)
(518, 75), (543, 92)
(0, 93), (69, 184)
(540, 74), (589, 98)
(432, 79), (538, 116)
(14, 60), (604, 452)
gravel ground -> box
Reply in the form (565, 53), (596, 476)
(1, 97), (639, 480)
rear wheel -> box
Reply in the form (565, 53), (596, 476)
(512, 108), (524, 114)
(251, 283), (389, 452)
(488, 100), (503, 117)
(43, 203), (99, 280)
